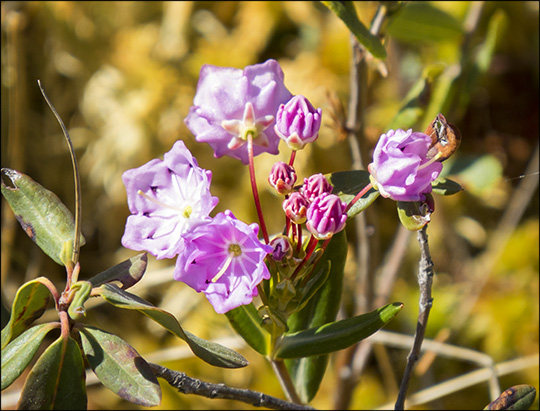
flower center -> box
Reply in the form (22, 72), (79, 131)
(138, 190), (192, 219)
(221, 102), (274, 150)
(211, 243), (242, 283)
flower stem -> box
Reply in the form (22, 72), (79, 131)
(288, 150), (297, 167)
(344, 182), (373, 213)
(247, 134), (270, 244)
(270, 359), (303, 404)
(290, 235), (319, 282)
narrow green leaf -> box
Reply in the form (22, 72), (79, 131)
(327, 170), (380, 218)
(1, 322), (59, 390)
(476, 10), (508, 74)
(18, 335), (86, 410)
(276, 302), (403, 359)
(386, 2), (463, 45)
(285, 230), (347, 403)
(1, 168), (85, 266)
(79, 325), (161, 407)
(88, 252), (147, 289)
(322, 1), (387, 59)
(1, 279), (52, 350)
(96, 283), (248, 368)
(225, 303), (270, 356)
(484, 384), (537, 410)
(431, 177), (463, 196)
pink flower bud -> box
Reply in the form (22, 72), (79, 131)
(268, 161), (297, 195)
(282, 192), (309, 224)
(274, 95), (322, 150)
(306, 193), (347, 240)
(301, 173), (333, 202)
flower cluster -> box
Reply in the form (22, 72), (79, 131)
(121, 58), (450, 315)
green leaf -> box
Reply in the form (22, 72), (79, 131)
(18, 335), (87, 410)
(1, 278), (52, 350)
(88, 252), (147, 289)
(284, 230), (347, 403)
(386, 2), (463, 45)
(1, 322), (59, 390)
(225, 303), (270, 356)
(327, 170), (380, 218)
(79, 325), (161, 407)
(484, 384), (537, 410)
(431, 177), (463, 196)
(441, 154), (503, 197)
(291, 260), (331, 314)
(275, 302), (403, 359)
(1, 168), (85, 267)
(322, 1), (387, 59)
(385, 63), (446, 131)
(96, 283), (248, 368)
(476, 10), (508, 74)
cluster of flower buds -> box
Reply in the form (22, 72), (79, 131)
(270, 166), (348, 249)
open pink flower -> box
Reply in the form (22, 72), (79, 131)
(121, 141), (218, 259)
(173, 210), (272, 314)
(185, 59), (293, 165)
(368, 129), (443, 202)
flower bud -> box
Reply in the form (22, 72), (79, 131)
(274, 95), (322, 150)
(301, 173), (333, 202)
(282, 192), (309, 224)
(269, 235), (293, 261)
(306, 193), (347, 240)
(268, 161), (297, 195)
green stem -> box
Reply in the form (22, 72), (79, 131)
(270, 359), (302, 404)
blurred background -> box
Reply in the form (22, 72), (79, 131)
(1, 1), (538, 410)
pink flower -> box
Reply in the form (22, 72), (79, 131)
(368, 129), (443, 202)
(121, 141), (218, 259)
(173, 210), (272, 314)
(184, 59), (293, 165)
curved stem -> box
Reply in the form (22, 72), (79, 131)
(247, 134), (269, 244)
(345, 182), (373, 214)
(270, 359), (303, 404)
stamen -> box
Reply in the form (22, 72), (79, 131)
(211, 244), (242, 283)
(212, 253), (234, 283)
(417, 152), (442, 170)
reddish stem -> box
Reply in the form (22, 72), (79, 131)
(345, 182), (373, 214)
(290, 234), (318, 282)
(247, 135), (270, 244)
(295, 223), (303, 254)
(288, 150), (297, 167)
